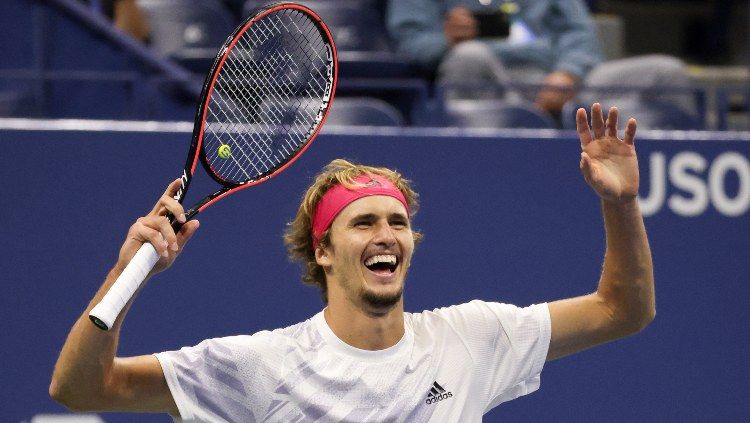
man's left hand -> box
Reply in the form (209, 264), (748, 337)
(576, 103), (639, 203)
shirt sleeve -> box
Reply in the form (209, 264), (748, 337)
(385, 0), (448, 70)
(433, 300), (551, 412)
(154, 335), (270, 422)
(547, 0), (603, 78)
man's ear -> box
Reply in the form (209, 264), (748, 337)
(315, 245), (332, 267)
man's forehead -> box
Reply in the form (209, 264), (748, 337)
(336, 195), (408, 219)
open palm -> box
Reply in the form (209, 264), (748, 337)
(576, 104), (640, 203)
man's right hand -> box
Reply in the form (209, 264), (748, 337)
(117, 178), (200, 276)
(444, 6), (478, 47)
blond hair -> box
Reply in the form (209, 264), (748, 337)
(284, 159), (422, 302)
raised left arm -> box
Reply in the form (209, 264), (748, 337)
(547, 103), (655, 361)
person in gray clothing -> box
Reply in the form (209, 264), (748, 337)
(387, 0), (693, 123)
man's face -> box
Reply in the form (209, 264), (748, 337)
(316, 195), (415, 313)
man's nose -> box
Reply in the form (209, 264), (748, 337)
(372, 222), (397, 246)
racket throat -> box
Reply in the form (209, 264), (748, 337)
(173, 169), (192, 203)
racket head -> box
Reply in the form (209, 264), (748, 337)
(185, 2), (337, 210)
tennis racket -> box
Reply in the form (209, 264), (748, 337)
(89, 2), (337, 330)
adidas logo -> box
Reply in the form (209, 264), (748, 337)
(425, 381), (453, 405)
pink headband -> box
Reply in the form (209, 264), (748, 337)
(311, 174), (409, 250)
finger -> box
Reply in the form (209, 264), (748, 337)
(134, 218), (171, 258)
(591, 103), (605, 139)
(151, 179), (185, 214)
(155, 194), (187, 223)
(139, 215), (179, 254)
(580, 152), (589, 171)
(606, 106), (618, 139)
(150, 179), (181, 214)
(576, 108), (593, 146)
(176, 220), (200, 249)
(151, 179), (187, 223)
(579, 153), (591, 182)
(164, 178), (183, 197)
(580, 152), (597, 185)
(152, 216), (180, 251)
(623, 117), (637, 145)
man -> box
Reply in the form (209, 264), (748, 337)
(50, 104), (655, 421)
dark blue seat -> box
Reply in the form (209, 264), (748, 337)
(716, 88), (749, 131)
(444, 100), (556, 129)
(0, 89), (32, 117)
(326, 97), (405, 126)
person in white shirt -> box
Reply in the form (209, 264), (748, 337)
(50, 103), (655, 422)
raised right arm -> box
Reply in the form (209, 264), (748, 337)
(49, 179), (199, 414)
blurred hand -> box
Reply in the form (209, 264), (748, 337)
(444, 6), (478, 47)
(535, 71), (578, 115)
(576, 104), (639, 204)
(113, 0), (150, 42)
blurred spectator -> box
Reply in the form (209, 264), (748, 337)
(387, 0), (693, 122)
(85, 0), (150, 42)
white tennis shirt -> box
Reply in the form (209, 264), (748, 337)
(155, 300), (550, 422)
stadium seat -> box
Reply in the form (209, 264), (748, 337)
(444, 100), (557, 129)
(561, 97), (705, 131)
(138, 0), (237, 62)
(716, 88), (749, 131)
(243, 1), (390, 52)
(326, 97), (405, 126)
(0, 89), (32, 117)
(336, 78), (430, 126)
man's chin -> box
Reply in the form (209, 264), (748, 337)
(361, 287), (403, 311)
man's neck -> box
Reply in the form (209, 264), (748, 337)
(323, 298), (405, 351)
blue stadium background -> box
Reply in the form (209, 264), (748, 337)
(1, 1), (749, 422)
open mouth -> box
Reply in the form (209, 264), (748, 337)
(364, 254), (398, 274)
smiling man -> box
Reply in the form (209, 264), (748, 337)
(51, 104), (655, 422)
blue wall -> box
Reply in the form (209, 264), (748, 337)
(1, 125), (748, 422)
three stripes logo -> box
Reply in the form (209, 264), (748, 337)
(425, 381), (453, 405)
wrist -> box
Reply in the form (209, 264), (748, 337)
(602, 196), (640, 213)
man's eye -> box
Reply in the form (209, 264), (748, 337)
(391, 221), (407, 229)
(354, 222), (370, 228)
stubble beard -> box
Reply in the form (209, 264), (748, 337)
(360, 284), (403, 310)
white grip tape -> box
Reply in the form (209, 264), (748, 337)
(89, 243), (160, 330)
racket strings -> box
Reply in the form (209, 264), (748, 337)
(209, 26), (312, 178)
(203, 8), (332, 184)
(206, 27), (302, 176)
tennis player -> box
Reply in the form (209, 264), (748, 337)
(50, 103), (655, 421)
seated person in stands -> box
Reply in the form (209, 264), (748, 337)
(387, 0), (693, 124)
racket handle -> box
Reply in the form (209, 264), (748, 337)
(89, 243), (160, 330)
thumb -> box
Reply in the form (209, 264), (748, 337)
(580, 152), (590, 172)
(176, 220), (200, 249)
(580, 152), (596, 184)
